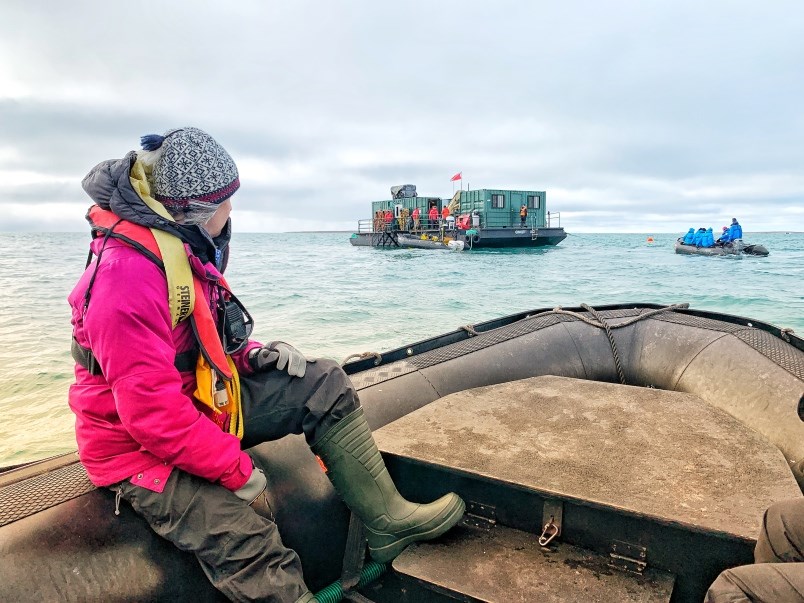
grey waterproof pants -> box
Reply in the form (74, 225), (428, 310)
(115, 358), (359, 603)
(705, 497), (804, 602)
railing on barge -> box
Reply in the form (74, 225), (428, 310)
(357, 212), (563, 234)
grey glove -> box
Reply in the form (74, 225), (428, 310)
(234, 465), (267, 504)
(250, 341), (312, 378)
(234, 465), (274, 519)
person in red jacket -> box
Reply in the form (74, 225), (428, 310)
(69, 128), (465, 603)
(428, 205), (439, 229)
(412, 206), (421, 231)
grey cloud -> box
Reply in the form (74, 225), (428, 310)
(0, 0), (802, 231)
(0, 100), (299, 174)
(0, 182), (86, 205)
(0, 210), (88, 233)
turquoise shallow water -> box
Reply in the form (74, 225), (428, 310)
(0, 231), (802, 466)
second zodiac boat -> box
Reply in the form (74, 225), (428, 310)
(674, 239), (770, 256)
(2, 303), (802, 602)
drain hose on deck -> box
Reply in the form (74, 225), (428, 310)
(314, 561), (387, 603)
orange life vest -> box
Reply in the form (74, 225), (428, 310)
(87, 205), (232, 378)
(86, 206), (245, 438)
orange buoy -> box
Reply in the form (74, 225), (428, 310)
(646, 237), (654, 243)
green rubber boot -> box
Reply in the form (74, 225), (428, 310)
(312, 407), (465, 563)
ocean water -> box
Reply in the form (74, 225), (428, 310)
(1, 231), (802, 467)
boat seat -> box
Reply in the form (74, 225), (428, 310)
(392, 523), (675, 602)
(373, 375), (801, 601)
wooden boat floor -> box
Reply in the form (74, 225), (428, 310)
(374, 375), (801, 540)
(393, 523), (675, 602)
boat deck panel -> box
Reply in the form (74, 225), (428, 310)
(374, 376), (801, 540)
(393, 523), (675, 602)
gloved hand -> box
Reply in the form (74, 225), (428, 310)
(234, 465), (267, 504)
(250, 341), (312, 378)
(234, 465), (274, 519)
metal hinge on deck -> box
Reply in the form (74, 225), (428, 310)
(609, 540), (647, 574)
(462, 501), (497, 530)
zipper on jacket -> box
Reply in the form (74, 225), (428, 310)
(114, 485), (123, 516)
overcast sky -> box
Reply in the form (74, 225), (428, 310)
(0, 1), (802, 233)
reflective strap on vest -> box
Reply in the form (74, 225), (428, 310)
(71, 338), (199, 376)
(130, 160), (196, 328)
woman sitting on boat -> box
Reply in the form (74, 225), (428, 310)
(68, 127), (464, 603)
(716, 226), (731, 246)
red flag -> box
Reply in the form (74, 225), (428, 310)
(450, 171), (462, 181)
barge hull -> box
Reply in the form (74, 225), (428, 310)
(350, 227), (566, 249)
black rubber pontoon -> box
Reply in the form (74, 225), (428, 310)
(674, 239), (769, 256)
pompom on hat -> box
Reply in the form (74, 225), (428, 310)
(140, 127), (240, 210)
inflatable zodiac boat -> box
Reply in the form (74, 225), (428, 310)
(674, 239), (770, 256)
(396, 233), (465, 251)
(2, 303), (802, 602)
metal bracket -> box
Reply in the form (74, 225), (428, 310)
(609, 540), (647, 574)
(539, 499), (563, 546)
(462, 501), (497, 530)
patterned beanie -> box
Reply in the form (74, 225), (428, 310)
(140, 127), (240, 210)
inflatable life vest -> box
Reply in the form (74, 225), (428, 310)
(79, 161), (245, 438)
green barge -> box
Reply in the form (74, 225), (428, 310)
(350, 187), (567, 249)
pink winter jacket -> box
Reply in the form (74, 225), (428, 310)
(68, 236), (261, 493)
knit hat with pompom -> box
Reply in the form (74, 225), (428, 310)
(139, 127), (240, 210)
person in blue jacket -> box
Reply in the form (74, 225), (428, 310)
(703, 227), (715, 247)
(682, 228), (695, 244)
(716, 226), (731, 246)
(729, 218), (743, 241)
(692, 227), (706, 247)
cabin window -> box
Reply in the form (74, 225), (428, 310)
(491, 194), (505, 208)
(527, 195), (540, 209)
